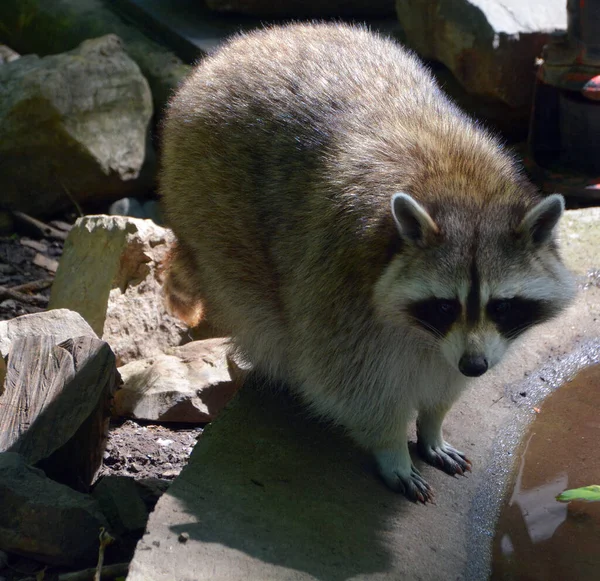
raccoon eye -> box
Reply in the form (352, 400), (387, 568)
(437, 300), (457, 314)
(491, 300), (511, 316)
(407, 298), (461, 337)
(487, 297), (552, 339)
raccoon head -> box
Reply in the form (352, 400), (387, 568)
(373, 192), (576, 377)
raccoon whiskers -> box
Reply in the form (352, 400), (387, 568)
(408, 335), (439, 354)
(406, 316), (445, 342)
(505, 322), (538, 340)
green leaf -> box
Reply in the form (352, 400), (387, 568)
(556, 485), (600, 503)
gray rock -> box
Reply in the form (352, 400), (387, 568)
(396, 0), (567, 110)
(0, 452), (109, 566)
(115, 338), (245, 423)
(92, 476), (149, 537)
(109, 198), (147, 220)
(109, 198), (164, 225)
(0, 34), (153, 216)
(142, 201), (164, 226)
(559, 207), (600, 275)
(127, 207), (600, 580)
(0, 0), (191, 114)
(135, 478), (171, 511)
(49, 216), (188, 366)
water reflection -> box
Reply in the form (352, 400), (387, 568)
(491, 364), (600, 581)
(507, 435), (569, 547)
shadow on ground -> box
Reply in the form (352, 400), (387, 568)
(131, 371), (420, 580)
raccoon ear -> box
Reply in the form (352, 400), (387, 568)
(391, 193), (439, 247)
(518, 193), (565, 246)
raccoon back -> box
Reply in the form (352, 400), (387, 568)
(160, 23), (532, 338)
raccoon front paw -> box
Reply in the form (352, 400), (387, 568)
(417, 441), (472, 476)
(380, 464), (434, 503)
(375, 455), (434, 503)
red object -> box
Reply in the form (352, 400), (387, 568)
(582, 74), (600, 99)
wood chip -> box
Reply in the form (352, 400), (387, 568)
(0, 285), (48, 306)
(20, 238), (48, 253)
(49, 220), (74, 233)
(9, 278), (53, 294)
(33, 252), (59, 273)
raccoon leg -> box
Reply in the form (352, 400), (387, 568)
(374, 444), (434, 503)
(338, 404), (434, 502)
(416, 407), (472, 476)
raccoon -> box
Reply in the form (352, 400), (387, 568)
(160, 23), (575, 502)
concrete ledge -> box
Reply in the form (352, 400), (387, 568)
(127, 209), (600, 580)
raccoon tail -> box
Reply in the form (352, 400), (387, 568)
(161, 242), (204, 327)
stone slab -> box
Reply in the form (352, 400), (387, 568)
(127, 208), (600, 580)
(0, 452), (108, 567)
(0, 309), (96, 358)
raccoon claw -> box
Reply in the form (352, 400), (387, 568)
(380, 465), (435, 503)
(417, 442), (472, 476)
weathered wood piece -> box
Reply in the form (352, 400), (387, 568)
(0, 309), (96, 359)
(18, 564), (129, 581)
(32, 252), (59, 273)
(9, 278), (54, 294)
(0, 318), (119, 490)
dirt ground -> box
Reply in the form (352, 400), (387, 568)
(0, 234), (63, 320)
(98, 418), (203, 482)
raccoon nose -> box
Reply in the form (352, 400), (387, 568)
(459, 355), (488, 377)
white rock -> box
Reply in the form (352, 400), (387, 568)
(49, 215), (188, 366)
(115, 338), (245, 423)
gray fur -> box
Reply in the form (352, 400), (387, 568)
(160, 23), (575, 502)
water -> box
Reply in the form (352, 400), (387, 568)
(491, 364), (600, 580)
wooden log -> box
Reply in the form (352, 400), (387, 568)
(0, 334), (119, 491)
(9, 278), (54, 294)
(0, 285), (49, 306)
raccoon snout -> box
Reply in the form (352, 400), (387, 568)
(458, 354), (488, 377)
